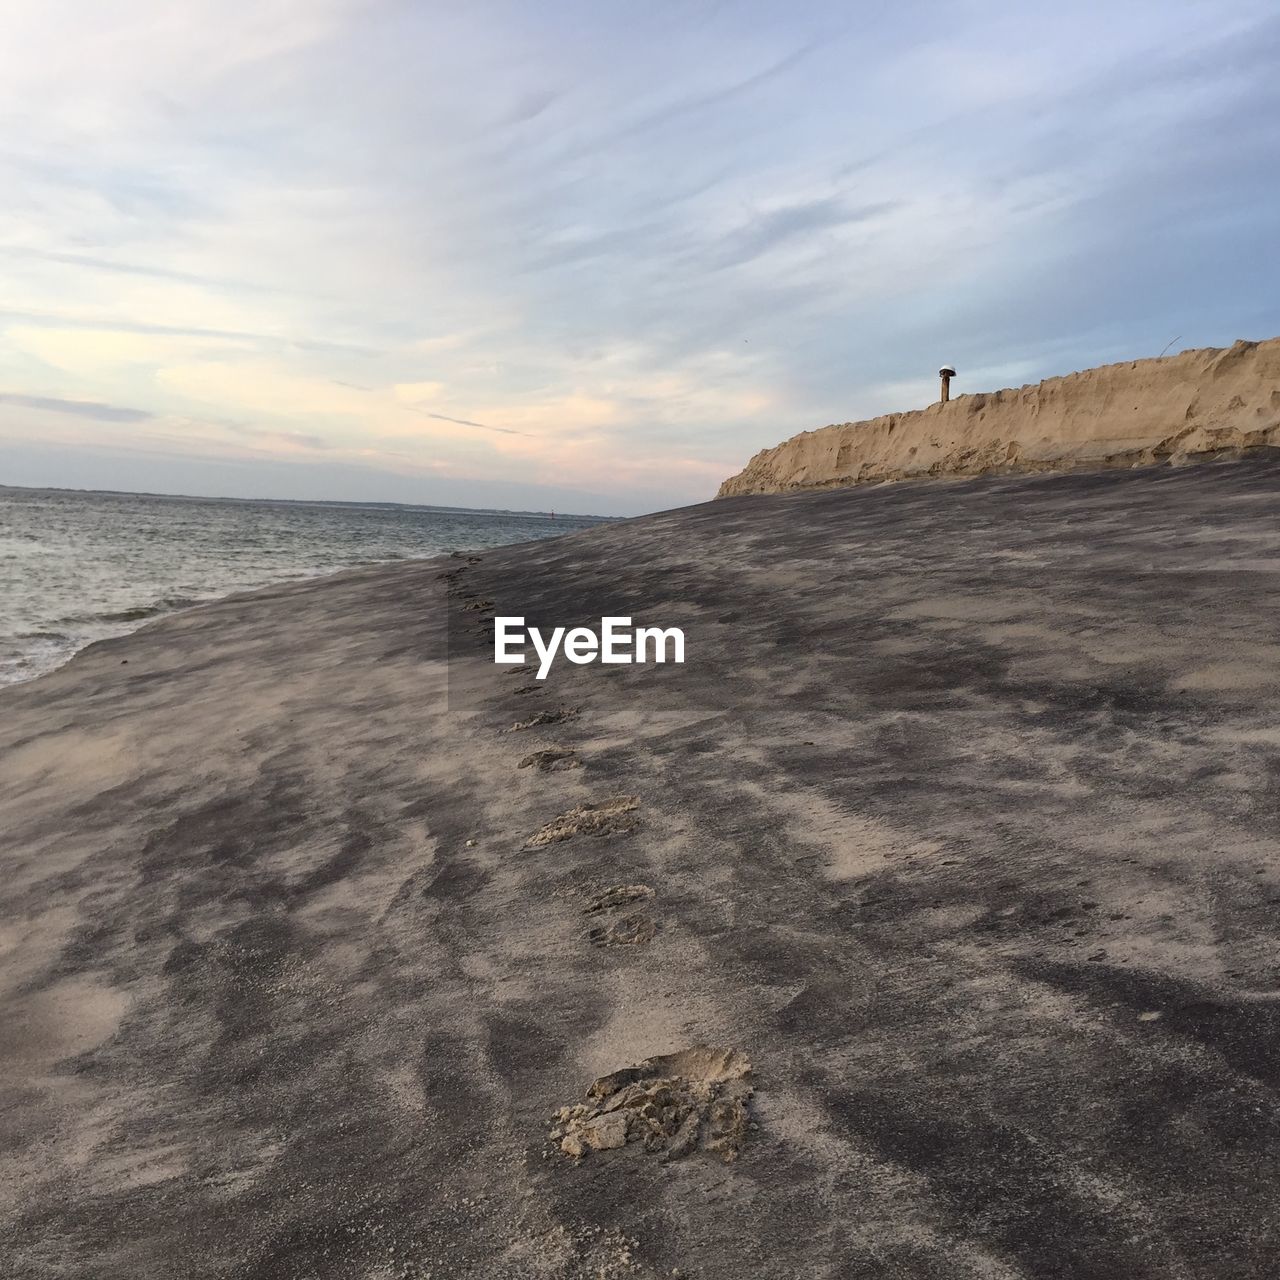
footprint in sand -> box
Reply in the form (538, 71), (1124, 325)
(584, 884), (653, 913)
(523, 796), (638, 848)
(588, 912), (656, 947)
(505, 707), (579, 733)
(583, 883), (656, 947)
(518, 746), (581, 772)
(551, 1046), (753, 1162)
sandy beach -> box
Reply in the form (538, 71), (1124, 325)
(7, 455), (1280, 1278)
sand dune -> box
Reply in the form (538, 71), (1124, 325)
(719, 336), (1280, 496)
(6, 459), (1280, 1276)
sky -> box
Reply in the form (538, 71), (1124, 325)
(0, 0), (1277, 516)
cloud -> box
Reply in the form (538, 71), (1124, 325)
(0, 245), (287, 294)
(709, 197), (900, 270)
(0, 391), (155, 423)
(559, 34), (829, 161)
(1, 310), (370, 354)
(6, 324), (250, 376)
(422, 411), (526, 437)
(156, 361), (392, 423)
(498, 87), (561, 128)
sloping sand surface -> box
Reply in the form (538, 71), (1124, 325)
(719, 336), (1280, 495)
(6, 458), (1280, 1276)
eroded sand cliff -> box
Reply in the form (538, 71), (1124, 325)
(718, 336), (1280, 496)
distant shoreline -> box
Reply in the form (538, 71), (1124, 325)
(0, 481), (619, 523)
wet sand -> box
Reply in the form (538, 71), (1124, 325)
(6, 457), (1280, 1278)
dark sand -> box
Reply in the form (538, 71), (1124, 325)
(6, 457), (1280, 1278)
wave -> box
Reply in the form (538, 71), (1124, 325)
(102, 595), (206, 622)
(59, 595), (207, 626)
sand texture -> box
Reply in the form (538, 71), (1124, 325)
(7, 457), (1280, 1276)
(718, 336), (1280, 496)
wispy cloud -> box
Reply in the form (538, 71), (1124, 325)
(422, 411), (527, 437)
(0, 244), (293, 295)
(0, 391), (155, 423)
(0, 308), (372, 354)
(708, 197), (900, 270)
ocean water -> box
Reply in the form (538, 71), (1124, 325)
(0, 486), (607, 686)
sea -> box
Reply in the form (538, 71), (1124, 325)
(0, 486), (608, 686)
